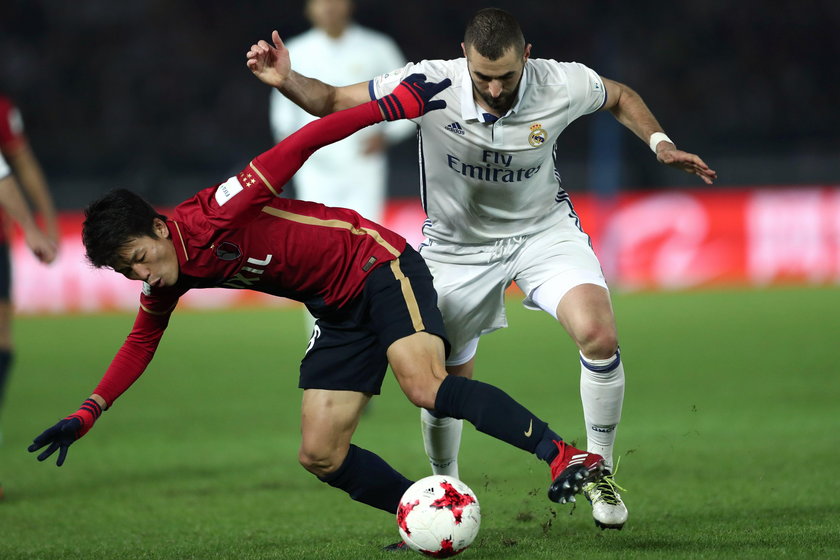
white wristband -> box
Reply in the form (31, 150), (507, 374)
(649, 132), (673, 153)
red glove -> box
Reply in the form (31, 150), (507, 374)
(377, 73), (451, 121)
(28, 398), (103, 466)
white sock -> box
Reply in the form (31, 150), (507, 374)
(420, 408), (463, 478)
(579, 351), (625, 470)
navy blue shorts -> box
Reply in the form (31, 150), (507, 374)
(298, 245), (449, 394)
(0, 243), (10, 301)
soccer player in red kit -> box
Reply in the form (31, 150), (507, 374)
(0, 97), (57, 495)
(0, 95), (59, 431)
(28, 75), (605, 529)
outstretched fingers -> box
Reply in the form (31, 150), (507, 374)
(36, 441), (60, 462)
(662, 150), (717, 184)
(271, 29), (285, 49)
(56, 445), (69, 467)
(430, 78), (452, 95)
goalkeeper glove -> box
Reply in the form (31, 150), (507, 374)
(28, 398), (103, 466)
(377, 73), (451, 121)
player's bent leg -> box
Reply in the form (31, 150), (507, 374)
(386, 332), (448, 410)
(555, 283), (618, 360)
(434, 374), (605, 503)
(301, 389), (412, 513)
(299, 388), (369, 477)
(555, 284), (628, 528)
(388, 331), (607, 502)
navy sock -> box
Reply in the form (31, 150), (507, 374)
(0, 350), (11, 414)
(434, 375), (556, 454)
(535, 433), (563, 464)
(318, 444), (412, 514)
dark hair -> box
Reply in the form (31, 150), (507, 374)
(82, 188), (168, 269)
(463, 8), (525, 60)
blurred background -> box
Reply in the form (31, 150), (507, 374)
(2, 0), (838, 205)
(1, 0), (839, 312)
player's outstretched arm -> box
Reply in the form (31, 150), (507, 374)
(253, 74), (449, 189)
(27, 299), (174, 466)
(27, 395), (106, 466)
(246, 30), (370, 116)
(601, 77), (717, 184)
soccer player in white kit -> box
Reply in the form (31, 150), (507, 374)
(269, 0), (414, 223)
(247, 8), (716, 530)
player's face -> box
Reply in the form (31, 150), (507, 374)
(306, 0), (352, 36)
(463, 42), (531, 115)
(114, 218), (179, 288)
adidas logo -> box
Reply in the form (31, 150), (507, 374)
(444, 122), (465, 135)
(568, 453), (589, 466)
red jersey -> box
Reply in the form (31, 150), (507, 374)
(0, 95), (26, 243)
(93, 100), (407, 405)
(0, 95), (25, 153)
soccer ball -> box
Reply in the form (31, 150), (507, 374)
(396, 475), (481, 557)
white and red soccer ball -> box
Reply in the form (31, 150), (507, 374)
(396, 475), (481, 557)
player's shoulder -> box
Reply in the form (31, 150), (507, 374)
(527, 58), (598, 85)
(406, 58), (467, 80)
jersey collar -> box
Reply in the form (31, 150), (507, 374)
(168, 219), (191, 267)
(460, 59), (529, 123)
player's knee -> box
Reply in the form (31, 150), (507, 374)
(298, 447), (340, 477)
(400, 378), (437, 410)
(576, 323), (618, 360)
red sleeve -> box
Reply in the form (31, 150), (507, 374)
(0, 97), (26, 154)
(92, 298), (177, 406)
(250, 99), (383, 193)
(187, 100), (384, 230)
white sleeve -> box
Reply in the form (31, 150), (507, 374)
(0, 152), (10, 179)
(369, 61), (425, 99)
(563, 62), (607, 120)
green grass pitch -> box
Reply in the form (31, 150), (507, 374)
(1, 286), (838, 559)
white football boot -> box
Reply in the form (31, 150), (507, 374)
(583, 469), (628, 529)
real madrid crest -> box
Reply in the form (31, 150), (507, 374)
(528, 123), (547, 148)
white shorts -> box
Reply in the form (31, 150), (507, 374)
(420, 214), (607, 363)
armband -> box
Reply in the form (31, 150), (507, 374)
(649, 132), (673, 153)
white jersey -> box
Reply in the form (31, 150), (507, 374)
(370, 58), (606, 244)
(270, 24), (414, 220)
(0, 151), (9, 179)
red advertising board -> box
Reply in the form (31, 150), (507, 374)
(11, 187), (840, 314)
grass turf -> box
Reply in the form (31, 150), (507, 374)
(1, 286), (838, 559)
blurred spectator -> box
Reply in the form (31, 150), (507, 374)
(0, 1), (837, 206)
(0, 94), (58, 449)
(270, 0), (414, 221)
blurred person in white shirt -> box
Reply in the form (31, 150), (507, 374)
(269, 0), (414, 223)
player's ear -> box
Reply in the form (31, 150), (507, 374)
(152, 217), (170, 239)
(523, 43), (532, 63)
(461, 42), (467, 58)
